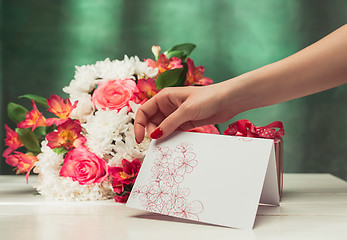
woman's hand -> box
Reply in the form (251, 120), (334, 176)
(134, 83), (234, 143)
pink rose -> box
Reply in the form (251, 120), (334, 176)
(187, 125), (220, 134)
(60, 145), (109, 185)
(91, 79), (138, 111)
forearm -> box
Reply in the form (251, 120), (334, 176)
(220, 24), (347, 117)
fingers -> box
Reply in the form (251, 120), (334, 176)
(134, 88), (185, 143)
(134, 86), (206, 142)
(134, 96), (159, 143)
(134, 88), (181, 143)
(152, 102), (192, 139)
(134, 109), (147, 144)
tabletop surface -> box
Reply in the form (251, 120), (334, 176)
(1, 173), (347, 240)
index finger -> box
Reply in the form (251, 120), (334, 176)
(134, 96), (160, 143)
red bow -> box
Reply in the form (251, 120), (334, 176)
(224, 119), (284, 139)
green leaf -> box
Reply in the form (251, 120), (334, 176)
(115, 190), (129, 197)
(32, 126), (47, 136)
(167, 43), (196, 61)
(124, 183), (134, 192)
(165, 50), (185, 59)
(19, 94), (49, 108)
(7, 102), (28, 124)
(53, 147), (68, 155)
(156, 63), (188, 90)
(33, 126), (53, 136)
(16, 128), (41, 153)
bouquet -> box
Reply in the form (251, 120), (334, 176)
(2, 43), (219, 202)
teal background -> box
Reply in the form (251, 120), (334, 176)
(1, 0), (347, 180)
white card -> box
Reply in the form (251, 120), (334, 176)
(126, 131), (279, 229)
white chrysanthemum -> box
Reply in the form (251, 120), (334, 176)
(94, 57), (136, 81)
(128, 101), (141, 116)
(83, 107), (131, 157)
(125, 124), (150, 158)
(124, 55), (158, 78)
(107, 122), (150, 167)
(69, 93), (94, 122)
(107, 141), (128, 166)
(35, 140), (64, 177)
(104, 102), (150, 166)
(63, 64), (97, 94)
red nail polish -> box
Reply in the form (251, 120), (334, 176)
(150, 128), (163, 139)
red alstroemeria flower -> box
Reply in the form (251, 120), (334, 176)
(185, 58), (213, 86)
(136, 78), (158, 101)
(114, 194), (130, 203)
(2, 124), (23, 158)
(17, 100), (48, 131)
(46, 119), (86, 151)
(6, 152), (38, 183)
(46, 95), (78, 126)
(146, 54), (183, 74)
(110, 158), (141, 186)
(109, 159), (141, 202)
(187, 125), (220, 135)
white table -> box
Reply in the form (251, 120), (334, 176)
(1, 174), (347, 240)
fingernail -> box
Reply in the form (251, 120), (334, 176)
(150, 128), (163, 139)
(135, 138), (141, 144)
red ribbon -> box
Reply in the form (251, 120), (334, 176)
(223, 119), (284, 139)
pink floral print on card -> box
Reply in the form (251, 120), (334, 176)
(131, 142), (204, 221)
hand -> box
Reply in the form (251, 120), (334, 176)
(134, 83), (233, 143)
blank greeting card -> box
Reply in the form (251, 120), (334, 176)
(126, 131), (279, 229)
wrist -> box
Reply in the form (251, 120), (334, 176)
(217, 75), (253, 119)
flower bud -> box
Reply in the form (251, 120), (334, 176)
(151, 45), (161, 60)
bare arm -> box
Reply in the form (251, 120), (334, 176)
(221, 24), (347, 116)
(135, 24), (347, 143)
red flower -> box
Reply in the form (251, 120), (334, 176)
(110, 159), (141, 186)
(17, 101), (47, 131)
(46, 119), (86, 151)
(46, 95), (78, 126)
(187, 125), (219, 134)
(114, 193), (130, 203)
(109, 159), (141, 203)
(136, 78), (158, 101)
(146, 54), (183, 75)
(2, 124), (23, 158)
(5, 152), (38, 183)
(185, 58), (213, 86)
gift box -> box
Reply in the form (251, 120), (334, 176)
(224, 119), (285, 200)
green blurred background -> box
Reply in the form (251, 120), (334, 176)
(1, 0), (346, 180)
